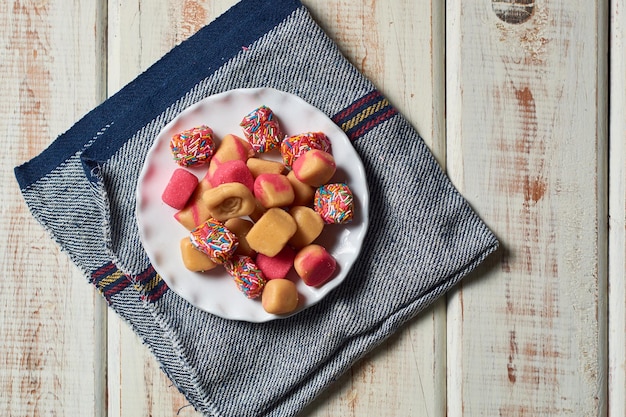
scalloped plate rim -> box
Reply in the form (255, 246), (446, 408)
(135, 87), (369, 323)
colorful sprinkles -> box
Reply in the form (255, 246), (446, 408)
(240, 105), (284, 153)
(163, 101), (364, 311)
(314, 183), (354, 224)
(170, 125), (215, 167)
(224, 255), (266, 299)
(189, 218), (239, 264)
(280, 131), (332, 168)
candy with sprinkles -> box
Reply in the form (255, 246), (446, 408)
(240, 105), (284, 153)
(224, 255), (266, 299)
(314, 183), (354, 224)
(170, 125), (216, 167)
(167, 104), (362, 306)
(189, 218), (239, 264)
(280, 131), (332, 168)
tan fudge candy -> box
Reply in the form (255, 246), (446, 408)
(207, 134), (254, 180)
(249, 199), (267, 222)
(292, 149), (336, 187)
(174, 177), (213, 230)
(224, 218), (256, 257)
(202, 182), (256, 221)
(286, 170), (315, 206)
(180, 237), (218, 272)
(246, 208), (297, 257)
(253, 173), (295, 208)
(246, 158), (286, 177)
(288, 206), (324, 248)
(262, 279), (299, 315)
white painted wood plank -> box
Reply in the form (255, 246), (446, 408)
(303, 1), (446, 416)
(307, 0), (446, 162)
(609, 0), (626, 416)
(0, 1), (107, 416)
(446, 0), (608, 416)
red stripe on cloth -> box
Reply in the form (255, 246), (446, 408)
(90, 262), (117, 281)
(133, 264), (156, 285)
(144, 278), (169, 303)
(332, 90), (381, 124)
(104, 277), (133, 298)
(347, 107), (398, 141)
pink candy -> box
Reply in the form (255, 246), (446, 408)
(209, 159), (255, 191)
(294, 244), (337, 287)
(162, 168), (199, 210)
(253, 173), (295, 208)
(256, 246), (296, 280)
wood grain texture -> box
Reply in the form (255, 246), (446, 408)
(0, 1), (107, 416)
(106, 1), (445, 416)
(2, 0), (619, 416)
(303, 2), (446, 416)
(446, 0), (608, 415)
(609, 0), (626, 416)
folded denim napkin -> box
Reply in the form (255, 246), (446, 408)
(15, 0), (498, 415)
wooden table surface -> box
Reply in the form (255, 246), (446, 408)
(1, 1), (623, 416)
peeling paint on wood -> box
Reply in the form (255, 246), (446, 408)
(1, 2), (106, 415)
(446, 0), (607, 416)
(1, 0), (615, 416)
(492, 0), (535, 25)
(495, 5), (551, 65)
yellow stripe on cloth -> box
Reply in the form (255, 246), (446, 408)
(134, 273), (163, 294)
(340, 98), (389, 132)
(97, 269), (125, 289)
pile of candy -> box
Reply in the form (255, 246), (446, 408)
(161, 106), (355, 315)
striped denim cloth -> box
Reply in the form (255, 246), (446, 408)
(14, 1), (499, 416)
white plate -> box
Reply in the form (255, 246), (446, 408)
(136, 88), (369, 322)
